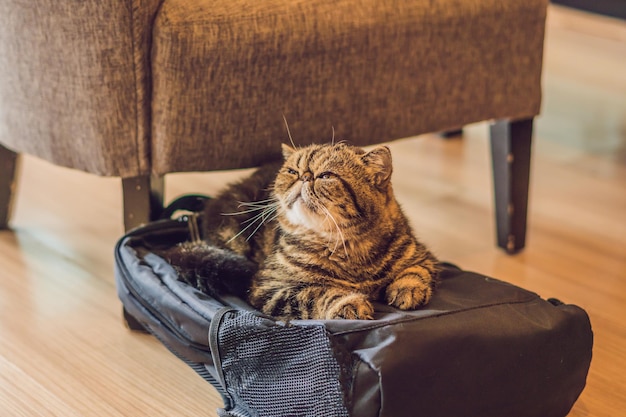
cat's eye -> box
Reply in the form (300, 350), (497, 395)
(286, 168), (298, 176)
(318, 172), (335, 180)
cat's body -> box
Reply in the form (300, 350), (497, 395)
(175, 143), (439, 320)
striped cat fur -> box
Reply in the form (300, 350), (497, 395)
(195, 143), (439, 320)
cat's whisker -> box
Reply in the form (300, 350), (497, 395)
(329, 223), (343, 255)
(221, 207), (270, 216)
(235, 202), (277, 210)
(244, 206), (282, 241)
(241, 207), (276, 225)
(282, 114), (299, 149)
(225, 205), (279, 244)
(237, 198), (277, 206)
(245, 210), (282, 242)
(330, 230), (343, 257)
(244, 218), (270, 242)
(260, 206), (279, 224)
(236, 202), (273, 209)
(222, 200), (280, 216)
(325, 221), (334, 246)
(320, 206), (348, 257)
(320, 212), (338, 249)
(331, 126), (335, 146)
(226, 216), (265, 244)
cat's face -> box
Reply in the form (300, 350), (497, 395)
(273, 143), (393, 233)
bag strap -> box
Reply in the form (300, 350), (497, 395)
(159, 194), (211, 220)
(208, 307), (238, 409)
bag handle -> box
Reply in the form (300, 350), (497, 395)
(208, 307), (238, 408)
(159, 194), (211, 220)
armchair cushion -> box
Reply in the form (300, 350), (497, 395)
(151, 0), (547, 175)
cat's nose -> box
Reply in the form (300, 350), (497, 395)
(301, 172), (313, 182)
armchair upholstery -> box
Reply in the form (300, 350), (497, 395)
(151, 0), (546, 174)
(0, 0), (160, 177)
(152, 0), (544, 174)
(0, 0), (549, 252)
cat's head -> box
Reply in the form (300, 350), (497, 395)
(272, 143), (394, 233)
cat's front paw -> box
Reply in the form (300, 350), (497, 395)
(324, 293), (374, 320)
(386, 274), (433, 310)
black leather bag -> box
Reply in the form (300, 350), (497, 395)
(115, 197), (592, 417)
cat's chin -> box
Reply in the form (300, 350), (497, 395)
(284, 200), (328, 231)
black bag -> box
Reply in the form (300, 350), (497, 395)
(114, 196), (593, 417)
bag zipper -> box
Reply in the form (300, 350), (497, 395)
(114, 217), (215, 352)
(115, 216), (236, 404)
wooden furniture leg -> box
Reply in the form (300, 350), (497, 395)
(0, 144), (19, 230)
(121, 175), (164, 232)
(439, 128), (464, 138)
(490, 118), (533, 254)
(123, 307), (148, 332)
(121, 175), (164, 330)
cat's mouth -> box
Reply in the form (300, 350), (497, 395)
(285, 184), (319, 212)
(290, 195), (320, 217)
(283, 187), (330, 230)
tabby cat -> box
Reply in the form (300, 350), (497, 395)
(171, 143), (439, 320)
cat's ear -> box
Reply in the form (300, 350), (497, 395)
(282, 144), (296, 159)
(362, 146), (393, 186)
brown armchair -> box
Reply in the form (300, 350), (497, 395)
(0, 0), (548, 253)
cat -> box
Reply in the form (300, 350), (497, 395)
(167, 142), (439, 320)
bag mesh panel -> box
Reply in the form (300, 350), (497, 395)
(218, 311), (349, 417)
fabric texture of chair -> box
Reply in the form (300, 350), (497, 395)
(151, 0), (547, 174)
(0, 0), (161, 177)
(0, 0), (548, 248)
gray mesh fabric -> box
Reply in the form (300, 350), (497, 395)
(217, 311), (349, 417)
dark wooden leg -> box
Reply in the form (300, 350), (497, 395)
(0, 144), (20, 230)
(123, 307), (148, 333)
(439, 128), (464, 138)
(490, 118), (533, 254)
(121, 175), (164, 232)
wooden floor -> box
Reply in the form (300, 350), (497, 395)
(1, 5), (625, 416)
